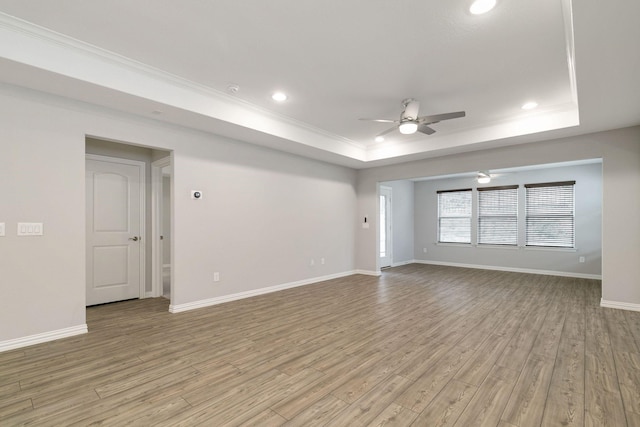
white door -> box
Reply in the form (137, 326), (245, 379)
(86, 155), (145, 306)
(379, 186), (393, 268)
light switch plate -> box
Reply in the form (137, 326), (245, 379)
(0, 222), (5, 236)
(17, 222), (43, 236)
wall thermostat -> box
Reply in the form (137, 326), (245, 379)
(191, 190), (203, 200)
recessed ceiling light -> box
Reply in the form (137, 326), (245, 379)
(522, 101), (538, 110)
(470, 0), (496, 15)
(374, 136), (385, 143)
(272, 92), (288, 102)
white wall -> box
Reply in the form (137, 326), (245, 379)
(0, 83), (356, 344)
(356, 126), (640, 306)
(413, 163), (602, 276)
(379, 180), (414, 265)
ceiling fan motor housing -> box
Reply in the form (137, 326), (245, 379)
(401, 98), (420, 121)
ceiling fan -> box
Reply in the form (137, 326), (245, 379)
(360, 98), (465, 138)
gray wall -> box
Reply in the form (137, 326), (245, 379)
(1, 78), (639, 347)
(356, 126), (640, 306)
(0, 84), (356, 342)
(380, 180), (414, 265)
(413, 162), (602, 276)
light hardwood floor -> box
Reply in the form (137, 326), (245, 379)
(1, 264), (639, 426)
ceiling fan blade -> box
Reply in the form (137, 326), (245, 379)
(402, 99), (420, 121)
(358, 118), (397, 123)
(376, 126), (398, 137)
(418, 111), (466, 124)
(417, 124), (436, 135)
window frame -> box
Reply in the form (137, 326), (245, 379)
(477, 185), (519, 246)
(524, 181), (576, 248)
(437, 188), (472, 244)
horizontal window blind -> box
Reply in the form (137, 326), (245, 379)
(478, 185), (518, 245)
(438, 189), (472, 243)
(525, 181), (575, 247)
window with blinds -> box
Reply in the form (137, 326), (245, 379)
(438, 189), (472, 243)
(525, 181), (575, 248)
(478, 185), (518, 245)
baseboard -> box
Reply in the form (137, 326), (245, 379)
(354, 270), (382, 277)
(600, 299), (640, 312)
(170, 270), (360, 313)
(0, 324), (88, 353)
(412, 260), (602, 280)
(391, 260), (413, 268)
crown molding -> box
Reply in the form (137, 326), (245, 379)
(0, 12), (367, 157)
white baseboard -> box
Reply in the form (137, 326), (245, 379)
(0, 324), (88, 353)
(391, 260), (413, 268)
(600, 299), (640, 312)
(354, 269), (382, 277)
(170, 270), (360, 313)
(413, 259), (602, 280)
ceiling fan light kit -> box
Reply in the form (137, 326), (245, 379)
(477, 171), (491, 184)
(361, 98), (466, 140)
(399, 121), (419, 134)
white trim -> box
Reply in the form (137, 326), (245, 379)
(354, 270), (382, 277)
(85, 154), (146, 302)
(600, 299), (640, 312)
(152, 157), (171, 299)
(379, 185), (393, 269)
(0, 12), (366, 161)
(391, 260), (413, 267)
(0, 324), (87, 353)
(169, 271), (360, 313)
(413, 260), (601, 280)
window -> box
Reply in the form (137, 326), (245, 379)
(438, 189), (472, 243)
(525, 181), (575, 248)
(478, 185), (518, 245)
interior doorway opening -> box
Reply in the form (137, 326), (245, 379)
(85, 137), (171, 306)
(379, 185), (393, 269)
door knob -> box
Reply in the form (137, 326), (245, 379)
(129, 236), (139, 241)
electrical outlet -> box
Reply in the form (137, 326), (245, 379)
(0, 222), (4, 236)
(579, 256), (585, 263)
(213, 272), (220, 282)
(321, 257), (325, 265)
(309, 259), (315, 266)
(423, 247), (427, 253)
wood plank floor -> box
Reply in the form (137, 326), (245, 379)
(1, 264), (639, 426)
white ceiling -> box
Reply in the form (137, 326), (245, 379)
(0, 0), (638, 168)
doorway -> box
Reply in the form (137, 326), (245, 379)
(152, 157), (172, 300)
(379, 185), (393, 268)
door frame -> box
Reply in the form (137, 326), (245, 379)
(379, 185), (393, 269)
(151, 156), (171, 298)
(85, 153), (146, 302)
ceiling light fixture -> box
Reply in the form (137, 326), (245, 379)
(398, 121), (419, 135)
(374, 136), (385, 143)
(271, 92), (288, 102)
(470, 0), (496, 15)
(521, 101), (538, 110)
(477, 171), (491, 184)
